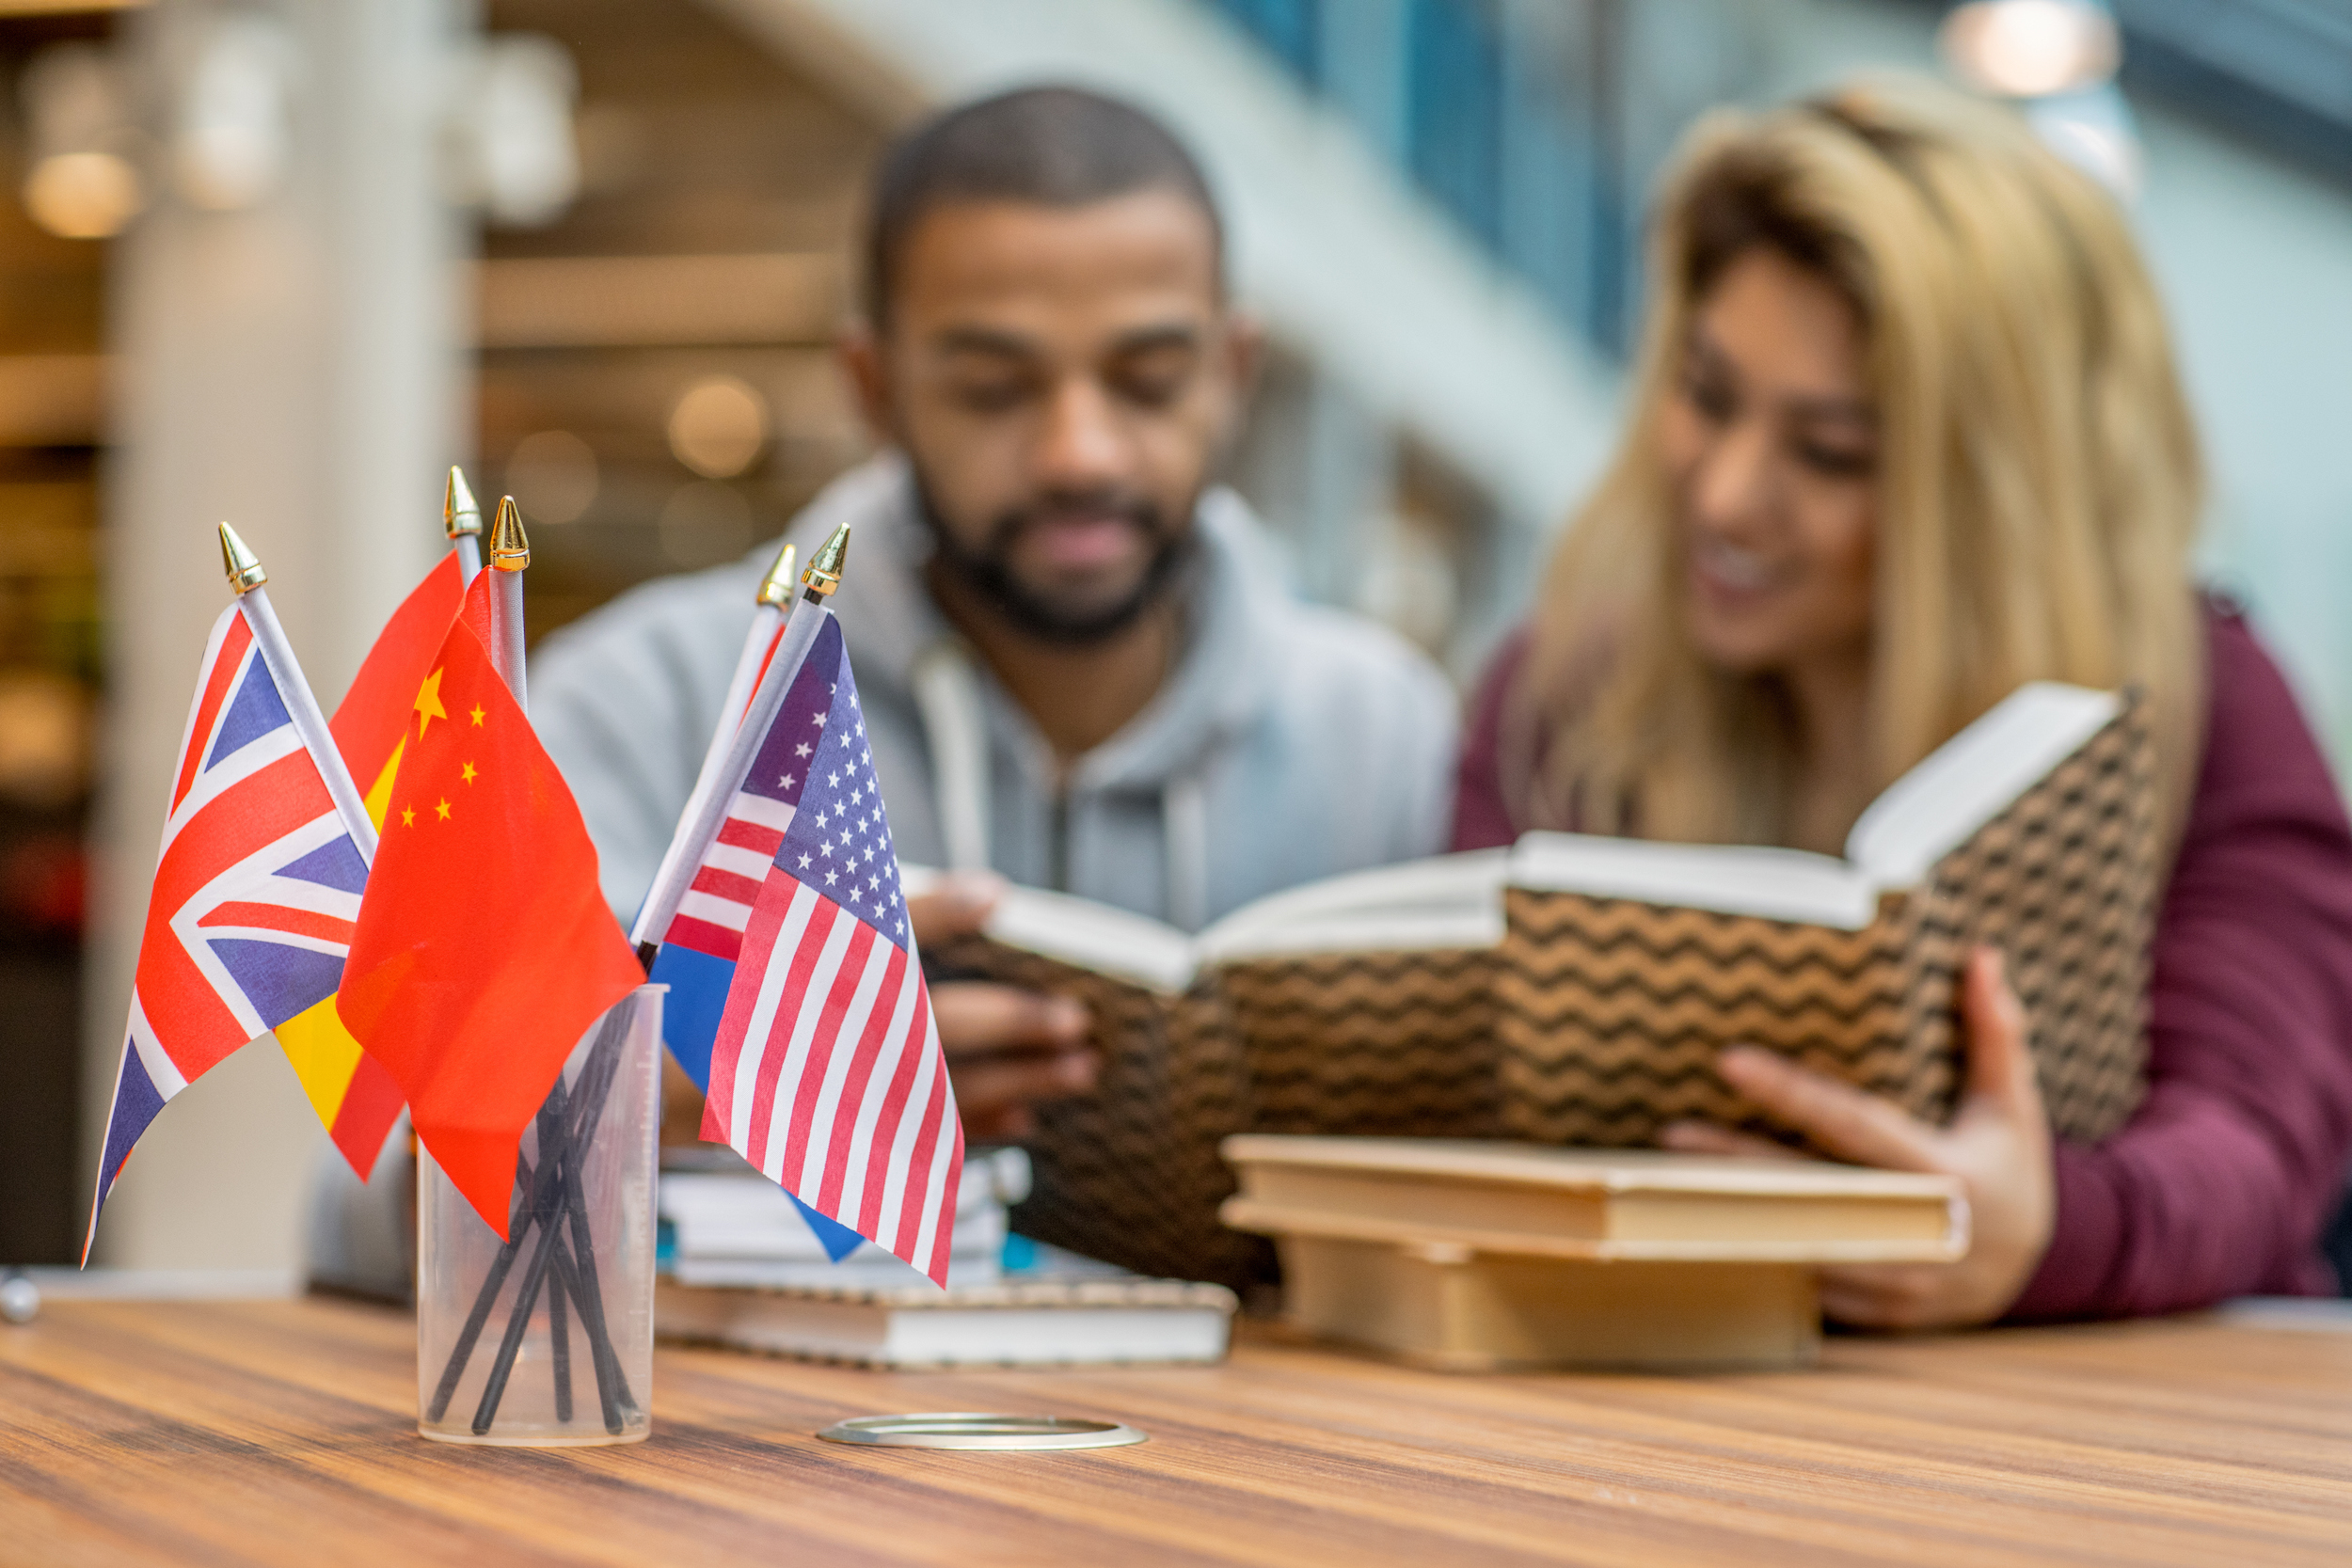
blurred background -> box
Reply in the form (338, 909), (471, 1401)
(3, 0), (2345, 1278)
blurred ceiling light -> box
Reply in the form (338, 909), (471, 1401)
(24, 150), (140, 239)
(0, 673), (91, 808)
(504, 429), (598, 525)
(447, 35), (580, 228)
(172, 13), (297, 211)
(668, 375), (771, 480)
(20, 42), (145, 238)
(1940, 0), (2120, 100)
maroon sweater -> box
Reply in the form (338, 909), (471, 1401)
(1453, 606), (2352, 1317)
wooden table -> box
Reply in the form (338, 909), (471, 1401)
(3, 1297), (2347, 1566)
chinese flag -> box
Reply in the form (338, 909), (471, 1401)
(336, 572), (643, 1235)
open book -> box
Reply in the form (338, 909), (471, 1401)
(920, 682), (2156, 1288)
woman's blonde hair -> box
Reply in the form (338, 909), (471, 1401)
(1505, 77), (2204, 848)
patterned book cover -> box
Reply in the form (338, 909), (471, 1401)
(1495, 702), (2155, 1148)
(924, 934), (1265, 1288)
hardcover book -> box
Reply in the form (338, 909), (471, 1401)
(920, 681), (2155, 1288)
(1219, 1134), (1965, 1370)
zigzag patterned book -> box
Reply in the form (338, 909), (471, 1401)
(919, 680), (2156, 1287)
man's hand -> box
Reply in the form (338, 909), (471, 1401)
(911, 872), (1099, 1140)
(1659, 947), (2055, 1330)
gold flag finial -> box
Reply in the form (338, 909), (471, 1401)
(800, 523), (850, 599)
(444, 466), (483, 539)
(489, 496), (531, 572)
(755, 541), (799, 608)
(218, 522), (267, 594)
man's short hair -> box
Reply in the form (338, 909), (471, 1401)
(863, 86), (1225, 329)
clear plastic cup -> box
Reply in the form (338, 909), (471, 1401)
(415, 984), (662, 1445)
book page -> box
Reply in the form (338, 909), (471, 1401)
(899, 863), (1196, 991)
(1509, 832), (1878, 929)
(1844, 682), (2120, 887)
(1196, 849), (1511, 964)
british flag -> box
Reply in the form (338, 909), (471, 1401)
(693, 615), (963, 1286)
(86, 603), (391, 1258)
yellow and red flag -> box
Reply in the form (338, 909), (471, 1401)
(267, 551), (464, 1178)
(335, 572), (642, 1235)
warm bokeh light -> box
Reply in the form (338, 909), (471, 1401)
(1939, 0), (2120, 100)
(503, 428), (599, 524)
(22, 150), (141, 239)
(666, 375), (770, 480)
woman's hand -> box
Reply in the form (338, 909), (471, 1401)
(1659, 946), (2055, 1329)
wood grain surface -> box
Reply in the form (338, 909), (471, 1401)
(2, 1296), (2348, 1566)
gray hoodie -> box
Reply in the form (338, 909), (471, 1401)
(530, 454), (1458, 933)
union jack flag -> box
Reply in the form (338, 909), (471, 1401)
(86, 603), (393, 1258)
(696, 615), (963, 1286)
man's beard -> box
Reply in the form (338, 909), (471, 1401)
(913, 472), (1197, 646)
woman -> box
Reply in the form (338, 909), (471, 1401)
(1454, 80), (2352, 1327)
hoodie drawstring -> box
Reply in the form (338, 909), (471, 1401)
(911, 641), (992, 873)
(1163, 764), (1212, 933)
(911, 636), (1219, 933)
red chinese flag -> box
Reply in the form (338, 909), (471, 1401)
(335, 572), (643, 1235)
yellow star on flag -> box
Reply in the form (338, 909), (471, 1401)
(469, 703), (485, 727)
(435, 797), (452, 821)
(460, 761), (479, 784)
(413, 668), (450, 740)
(400, 806), (415, 827)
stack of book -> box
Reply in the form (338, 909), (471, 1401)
(1222, 1134), (1965, 1370)
(660, 1147), (1028, 1289)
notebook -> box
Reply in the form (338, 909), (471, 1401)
(920, 681), (2155, 1288)
(654, 1243), (1237, 1369)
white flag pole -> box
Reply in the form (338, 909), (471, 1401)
(217, 523), (379, 865)
(630, 526), (848, 955)
(486, 498), (531, 710)
(632, 543), (796, 949)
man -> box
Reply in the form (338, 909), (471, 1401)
(532, 87), (1457, 1139)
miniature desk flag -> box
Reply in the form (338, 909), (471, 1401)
(87, 532), (386, 1258)
(698, 612), (964, 1287)
(335, 570), (642, 1237)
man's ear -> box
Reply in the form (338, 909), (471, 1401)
(1220, 309), (1267, 404)
(835, 324), (896, 443)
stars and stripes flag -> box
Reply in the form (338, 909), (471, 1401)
(689, 614), (963, 1286)
(87, 602), (394, 1258)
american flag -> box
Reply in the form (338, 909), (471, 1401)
(87, 603), (396, 1258)
(697, 614), (963, 1286)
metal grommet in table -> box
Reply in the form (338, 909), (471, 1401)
(816, 1413), (1147, 1450)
